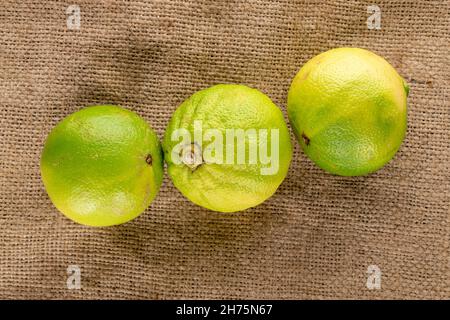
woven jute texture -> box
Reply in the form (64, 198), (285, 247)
(0, 0), (449, 299)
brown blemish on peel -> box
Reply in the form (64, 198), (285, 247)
(145, 154), (153, 165)
(302, 132), (310, 146)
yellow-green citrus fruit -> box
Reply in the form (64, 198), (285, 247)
(163, 84), (292, 212)
(40, 105), (163, 226)
(288, 47), (408, 176)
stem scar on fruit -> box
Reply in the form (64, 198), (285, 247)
(145, 154), (153, 165)
(301, 132), (310, 146)
(180, 142), (203, 171)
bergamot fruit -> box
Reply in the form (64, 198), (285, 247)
(163, 84), (292, 212)
(288, 47), (408, 176)
(40, 105), (163, 226)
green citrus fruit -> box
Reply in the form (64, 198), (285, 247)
(288, 47), (408, 176)
(163, 84), (292, 212)
(40, 105), (164, 226)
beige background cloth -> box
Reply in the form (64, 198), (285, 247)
(0, 0), (449, 299)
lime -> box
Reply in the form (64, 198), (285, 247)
(163, 84), (292, 212)
(40, 105), (163, 226)
(288, 48), (408, 176)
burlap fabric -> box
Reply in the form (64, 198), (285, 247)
(0, 0), (448, 299)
